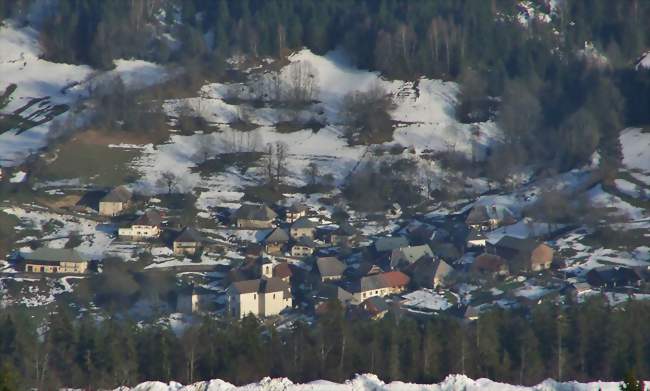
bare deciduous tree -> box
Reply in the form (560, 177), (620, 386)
(303, 162), (320, 185)
(275, 141), (288, 183)
(157, 171), (178, 194)
(340, 83), (395, 144)
(192, 136), (217, 163)
(285, 60), (319, 107)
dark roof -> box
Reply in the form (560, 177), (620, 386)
(390, 244), (433, 268)
(406, 256), (453, 287)
(355, 271), (410, 292)
(231, 279), (261, 294)
(174, 227), (203, 243)
(23, 248), (86, 263)
(133, 210), (162, 227)
(231, 277), (290, 294)
(264, 228), (290, 243)
(363, 296), (390, 313)
(317, 284), (353, 302)
(466, 204), (516, 225)
(350, 262), (384, 278)
(287, 203), (308, 213)
(273, 263), (293, 279)
(315, 257), (347, 278)
(449, 304), (480, 320)
(291, 216), (318, 229)
(494, 236), (540, 253)
(294, 236), (317, 248)
(472, 253), (508, 273)
(467, 230), (487, 241)
(374, 236), (409, 252)
(101, 185), (132, 203)
(261, 277), (290, 293)
(234, 204), (278, 221)
(586, 266), (642, 287)
(332, 222), (356, 236)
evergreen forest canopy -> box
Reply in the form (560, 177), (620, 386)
(1, 0), (650, 175)
(0, 298), (648, 388)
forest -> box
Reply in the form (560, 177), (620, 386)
(0, 297), (648, 388)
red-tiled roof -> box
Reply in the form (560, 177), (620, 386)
(380, 271), (410, 287)
(273, 263), (293, 279)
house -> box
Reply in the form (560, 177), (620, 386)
(350, 271), (410, 304)
(263, 228), (290, 254)
(285, 203), (308, 223)
(346, 261), (384, 280)
(465, 204), (516, 231)
(22, 248), (89, 274)
(466, 230), (487, 249)
(389, 244), (434, 269)
(315, 284), (354, 306)
(118, 209), (162, 239)
(405, 256), (453, 288)
(360, 296), (391, 320)
(173, 227), (204, 256)
(449, 304), (480, 321)
(487, 236), (553, 272)
(99, 186), (132, 216)
(291, 236), (316, 257)
(273, 262), (293, 282)
(328, 222), (358, 247)
(177, 287), (203, 314)
(227, 277), (292, 319)
(586, 267), (642, 289)
(471, 253), (509, 276)
(374, 236), (409, 253)
(233, 204), (278, 229)
(314, 257), (347, 282)
(564, 282), (593, 300)
(290, 217), (318, 240)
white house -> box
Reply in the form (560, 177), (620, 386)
(118, 210), (162, 239)
(99, 186), (132, 216)
(227, 278), (292, 319)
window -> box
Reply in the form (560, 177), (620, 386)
(273, 294), (276, 299)
(253, 294), (257, 299)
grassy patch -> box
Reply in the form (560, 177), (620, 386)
(33, 141), (140, 187)
(0, 211), (19, 258)
(156, 193), (198, 226)
(242, 183), (302, 204)
(583, 228), (649, 251)
(194, 152), (262, 176)
(275, 118), (325, 134)
(230, 120), (259, 132)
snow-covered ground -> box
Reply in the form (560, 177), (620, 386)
(119, 48), (501, 215)
(105, 373), (647, 391)
(620, 128), (650, 187)
(401, 289), (453, 311)
(0, 22), (170, 167)
(635, 51), (650, 70)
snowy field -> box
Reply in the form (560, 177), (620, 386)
(104, 374), (646, 391)
(120, 48), (501, 214)
(0, 22), (169, 167)
(619, 128), (650, 187)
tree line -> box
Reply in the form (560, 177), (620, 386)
(5, 0), (643, 178)
(0, 297), (649, 388)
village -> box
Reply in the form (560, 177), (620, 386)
(0, 22), (648, 327)
(2, 168), (648, 325)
